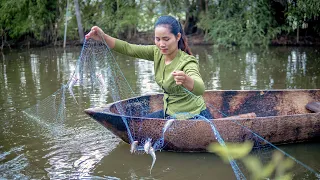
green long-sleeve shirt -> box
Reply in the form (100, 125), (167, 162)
(113, 39), (206, 119)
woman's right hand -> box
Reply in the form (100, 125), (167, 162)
(85, 26), (105, 41)
(85, 26), (116, 49)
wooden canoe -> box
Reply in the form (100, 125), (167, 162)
(84, 89), (320, 152)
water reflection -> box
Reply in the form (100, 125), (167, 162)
(0, 146), (29, 180)
(286, 50), (308, 88)
(242, 52), (257, 89)
(41, 123), (119, 179)
(196, 47), (320, 90)
(204, 54), (221, 90)
(135, 59), (161, 95)
(0, 46), (319, 179)
(1, 56), (8, 90)
(93, 143), (235, 179)
(30, 54), (41, 95)
(19, 59), (27, 89)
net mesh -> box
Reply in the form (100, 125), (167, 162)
(23, 37), (320, 179)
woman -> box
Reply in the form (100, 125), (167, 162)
(85, 15), (212, 120)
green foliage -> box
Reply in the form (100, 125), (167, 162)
(88, 1), (140, 38)
(286, 0), (320, 30)
(159, 0), (186, 17)
(208, 141), (253, 163)
(242, 151), (294, 180)
(198, 0), (283, 48)
(1, 0), (320, 46)
(0, 0), (31, 38)
(208, 142), (295, 180)
(0, 0), (61, 43)
(288, 0), (320, 20)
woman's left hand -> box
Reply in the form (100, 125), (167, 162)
(172, 71), (194, 91)
(172, 71), (187, 85)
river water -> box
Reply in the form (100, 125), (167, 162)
(0, 45), (319, 179)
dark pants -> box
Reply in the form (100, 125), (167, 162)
(145, 108), (213, 119)
(145, 110), (168, 119)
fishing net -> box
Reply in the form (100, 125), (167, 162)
(23, 36), (320, 179)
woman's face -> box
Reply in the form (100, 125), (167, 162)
(154, 25), (180, 56)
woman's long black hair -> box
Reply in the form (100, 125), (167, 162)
(155, 15), (192, 55)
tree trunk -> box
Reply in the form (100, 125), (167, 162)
(63, 0), (69, 48)
(204, 0), (208, 36)
(54, 22), (58, 46)
(1, 29), (3, 51)
(184, 0), (192, 34)
(297, 26), (299, 43)
(74, 0), (84, 44)
(195, 0), (205, 35)
(127, 27), (132, 40)
(184, 0), (206, 35)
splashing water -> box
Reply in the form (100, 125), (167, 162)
(23, 36), (320, 179)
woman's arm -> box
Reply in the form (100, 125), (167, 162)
(113, 39), (155, 60)
(86, 26), (154, 60)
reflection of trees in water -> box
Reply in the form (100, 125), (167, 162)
(2, 46), (319, 104)
(243, 52), (257, 89)
(193, 46), (320, 90)
(2, 45), (320, 179)
(135, 59), (161, 95)
(1, 52), (5, 60)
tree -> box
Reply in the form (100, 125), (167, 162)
(198, 0), (282, 48)
(74, 0), (84, 44)
(287, 0), (320, 43)
(0, 0), (61, 46)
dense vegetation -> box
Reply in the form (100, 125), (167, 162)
(1, 0), (320, 49)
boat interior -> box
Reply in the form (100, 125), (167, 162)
(107, 90), (320, 119)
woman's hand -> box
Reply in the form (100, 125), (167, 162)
(172, 71), (194, 91)
(85, 26), (116, 48)
(85, 26), (105, 41)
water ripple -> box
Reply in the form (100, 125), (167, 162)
(41, 124), (120, 179)
(0, 146), (29, 180)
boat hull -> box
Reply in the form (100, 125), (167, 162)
(85, 89), (320, 152)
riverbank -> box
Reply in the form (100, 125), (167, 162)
(52, 33), (320, 47)
(51, 32), (214, 47)
(37, 32), (320, 47)
(2, 32), (320, 51)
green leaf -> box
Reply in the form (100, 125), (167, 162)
(207, 141), (253, 162)
(242, 156), (263, 179)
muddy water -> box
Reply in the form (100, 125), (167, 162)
(0, 46), (319, 179)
